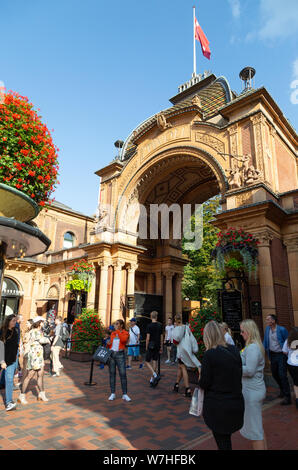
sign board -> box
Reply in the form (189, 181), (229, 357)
(127, 295), (135, 310)
(221, 290), (242, 332)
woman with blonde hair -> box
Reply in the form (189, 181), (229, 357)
(220, 322), (235, 346)
(198, 321), (244, 450)
(240, 319), (267, 450)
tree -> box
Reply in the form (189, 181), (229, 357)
(182, 196), (221, 305)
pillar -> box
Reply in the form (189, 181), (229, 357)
(256, 230), (276, 331)
(284, 237), (298, 326)
(87, 262), (97, 311)
(155, 272), (163, 295)
(164, 271), (174, 321)
(111, 260), (125, 322)
(175, 274), (183, 315)
(127, 263), (138, 318)
(147, 273), (154, 294)
(98, 262), (109, 324)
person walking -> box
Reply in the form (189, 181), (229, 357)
(164, 318), (174, 364)
(107, 319), (131, 402)
(0, 314), (19, 411)
(21, 319), (34, 382)
(18, 318), (50, 404)
(172, 314), (200, 397)
(263, 314), (291, 405)
(282, 327), (298, 409)
(198, 321), (244, 451)
(50, 316), (65, 377)
(240, 319), (267, 450)
(127, 318), (143, 370)
(145, 311), (163, 387)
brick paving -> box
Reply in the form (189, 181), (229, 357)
(0, 355), (297, 450)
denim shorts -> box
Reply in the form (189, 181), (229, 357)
(127, 346), (140, 357)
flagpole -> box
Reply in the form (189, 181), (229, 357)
(193, 6), (196, 77)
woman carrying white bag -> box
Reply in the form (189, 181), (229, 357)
(172, 314), (201, 397)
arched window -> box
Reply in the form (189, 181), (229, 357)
(63, 232), (75, 249)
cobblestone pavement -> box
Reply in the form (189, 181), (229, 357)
(0, 356), (297, 450)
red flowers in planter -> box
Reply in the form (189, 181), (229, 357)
(0, 91), (59, 206)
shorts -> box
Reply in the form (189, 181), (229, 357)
(127, 346), (140, 357)
(165, 340), (171, 347)
(287, 364), (298, 386)
(145, 348), (160, 362)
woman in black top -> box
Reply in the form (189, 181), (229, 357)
(0, 314), (19, 411)
(198, 321), (244, 450)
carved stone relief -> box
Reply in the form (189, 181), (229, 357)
(195, 132), (225, 154)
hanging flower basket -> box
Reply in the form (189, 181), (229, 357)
(66, 259), (95, 293)
(0, 91), (59, 207)
(211, 228), (260, 280)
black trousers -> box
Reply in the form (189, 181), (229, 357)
(270, 352), (291, 398)
(212, 432), (232, 450)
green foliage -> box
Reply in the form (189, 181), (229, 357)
(189, 305), (222, 360)
(71, 310), (104, 354)
(182, 196), (221, 305)
(66, 279), (92, 292)
(224, 257), (245, 271)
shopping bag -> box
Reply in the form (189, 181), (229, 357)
(189, 387), (204, 417)
(93, 345), (112, 364)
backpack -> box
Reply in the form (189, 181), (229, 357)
(61, 325), (70, 342)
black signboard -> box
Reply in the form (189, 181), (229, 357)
(127, 295), (135, 310)
(221, 290), (242, 332)
(251, 301), (262, 316)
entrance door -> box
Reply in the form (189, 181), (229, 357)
(0, 278), (21, 325)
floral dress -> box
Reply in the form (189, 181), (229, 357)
(26, 329), (45, 370)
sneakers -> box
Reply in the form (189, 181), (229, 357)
(122, 394), (131, 402)
(17, 394), (28, 405)
(150, 374), (161, 388)
(51, 373), (60, 377)
(6, 402), (17, 412)
(126, 366), (132, 370)
(139, 363), (144, 369)
(108, 393), (116, 401)
(165, 359), (171, 364)
(280, 397), (292, 406)
(38, 391), (49, 402)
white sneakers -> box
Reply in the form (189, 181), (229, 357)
(108, 393), (132, 402)
(17, 394), (28, 405)
(165, 359), (171, 364)
(122, 394), (131, 402)
(38, 391), (49, 402)
(6, 402), (16, 412)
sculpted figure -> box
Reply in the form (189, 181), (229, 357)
(156, 112), (172, 131)
(245, 165), (262, 185)
(192, 95), (202, 108)
(227, 167), (242, 189)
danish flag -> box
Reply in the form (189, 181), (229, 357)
(194, 16), (211, 60)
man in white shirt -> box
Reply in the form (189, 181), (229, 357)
(126, 318), (143, 370)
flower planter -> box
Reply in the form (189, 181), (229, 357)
(69, 350), (93, 362)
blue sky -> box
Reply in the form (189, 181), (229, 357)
(1, 0), (297, 215)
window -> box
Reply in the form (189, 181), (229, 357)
(63, 232), (75, 249)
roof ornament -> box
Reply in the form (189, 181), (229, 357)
(191, 95), (202, 108)
(239, 67), (256, 92)
(155, 112), (172, 131)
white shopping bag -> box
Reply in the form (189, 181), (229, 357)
(189, 387), (204, 417)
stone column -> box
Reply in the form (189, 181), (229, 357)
(250, 113), (266, 175)
(98, 262), (109, 323)
(111, 260), (125, 322)
(175, 274), (183, 315)
(155, 272), (163, 295)
(127, 263), (138, 317)
(147, 273), (155, 294)
(256, 230), (276, 331)
(87, 262), (97, 311)
(284, 237), (298, 326)
(164, 271), (174, 321)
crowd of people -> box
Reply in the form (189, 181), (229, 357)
(0, 309), (297, 452)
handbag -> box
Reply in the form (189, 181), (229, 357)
(43, 343), (51, 360)
(189, 387), (204, 417)
(93, 345), (112, 364)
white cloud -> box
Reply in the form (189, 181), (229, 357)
(258, 0), (298, 40)
(290, 60), (298, 104)
(228, 0), (241, 19)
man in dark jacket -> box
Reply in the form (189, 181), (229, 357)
(263, 314), (291, 405)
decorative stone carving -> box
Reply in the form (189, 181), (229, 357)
(227, 153), (263, 189)
(192, 95), (202, 108)
(95, 207), (109, 230)
(235, 193), (253, 207)
(155, 112), (172, 131)
(283, 237), (298, 252)
(255, 230), (274, 246)
(195, 132), (225, 153)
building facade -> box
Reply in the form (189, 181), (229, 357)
(2, 71), (298, 336)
